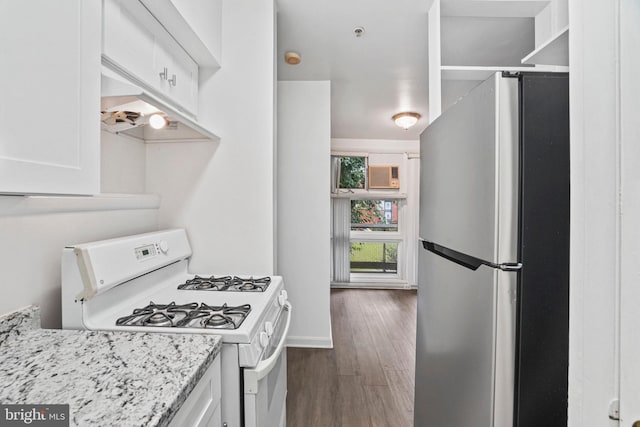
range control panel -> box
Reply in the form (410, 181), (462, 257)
(134, 241), (168, 261)
(135, 244), (157, 261)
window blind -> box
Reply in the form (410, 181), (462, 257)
(332, 198), (351, 283)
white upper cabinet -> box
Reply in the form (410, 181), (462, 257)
(102, 0), (157, 85)
(155, 27), (199, 114)
(0, 0), (101, 195)
(140, 0), (222, 69)
(102, 0), (199, 115)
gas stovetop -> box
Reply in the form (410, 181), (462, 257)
(178, 275), (272, 292)
(115, 302), (251, 330)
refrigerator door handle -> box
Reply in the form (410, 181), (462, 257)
(497, 262), (523, 272)
(420, 240), (522, 272)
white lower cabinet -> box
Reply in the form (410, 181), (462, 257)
(169, 356), (222, 427)
(102, 0), (199, 115)
(211, 404), (222, 427)
(0, 0), (100, 195)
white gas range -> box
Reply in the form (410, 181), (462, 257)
(61, 229), (290, 427)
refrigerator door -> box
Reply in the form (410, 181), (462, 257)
(419, 73), (519, 264)
(514, 73), (570, 427)
(415, 247), (517, 427)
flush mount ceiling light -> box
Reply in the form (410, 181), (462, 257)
(285, 51), (301, 65)
(392, 112), (421, 130)
(148, 113), (168, 129)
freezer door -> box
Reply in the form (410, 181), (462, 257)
(419, 73), (519, 264)
(414, 247), (516, 427)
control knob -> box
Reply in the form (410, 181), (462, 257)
(259, 331), (269, 348)
(278, 290), (288, 307)
(158, 240), (169, 254)
(264, 321), (274, 337)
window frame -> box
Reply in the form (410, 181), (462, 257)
(348, 197), (406, 281)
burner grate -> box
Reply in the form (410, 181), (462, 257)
(177, 275), (271, 292)
(178, 275), (232, 291)
(115, 301), (251, 329)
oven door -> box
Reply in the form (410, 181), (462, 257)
(243, 302), (291, 427)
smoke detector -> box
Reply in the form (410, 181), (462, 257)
(285, 51), (301, 65)
(354, 27), (365, 37)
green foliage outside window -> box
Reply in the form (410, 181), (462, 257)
(338, 157), (366, 189)
(351, 200), (384, 224)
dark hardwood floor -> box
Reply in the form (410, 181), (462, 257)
(287, 288), (417, 427)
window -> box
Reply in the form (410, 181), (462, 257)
(331, 151), (419, 287)
(349, 198), (403, 277)
(338, 156), (366, 189)
(351, 199), (398, 232)
(350, 242), (398, 274)
(333, 156), (401, 192)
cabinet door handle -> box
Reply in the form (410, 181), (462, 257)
(168, 74), (176, 86)
(159, 67), (168, 80)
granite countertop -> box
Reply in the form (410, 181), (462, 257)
(0, 306), (222, 427)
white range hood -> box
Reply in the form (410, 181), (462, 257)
(101, 68), (219, 143)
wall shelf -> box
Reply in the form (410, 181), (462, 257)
(0, 194), (160, 217)
(521, 26), (569, 66)
(441, 64), (569, 81)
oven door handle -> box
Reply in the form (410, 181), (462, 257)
(244, 301), (292, 394)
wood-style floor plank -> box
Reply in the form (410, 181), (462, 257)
(287, 289), (417, 427)
(287, 348), (339, 427)
(383, 368), (414, 424)
(338, 375), (372, 427)
(346, 292), (388, 386)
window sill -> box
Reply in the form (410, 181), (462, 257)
(351, 273), (403, 282)
(0, 193), (161, 217)
(331, 190), (407, 200)
(331, 280), (414, 290)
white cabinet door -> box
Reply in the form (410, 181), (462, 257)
(168, 356), (221, 427)
(102, 0), (157, 87)
(165, 0), (222, 67)
(103, 0), (198, 115)
(139, 0), (222, 68)
(159, 40), (199, 115)
(0, 0), (100, 195)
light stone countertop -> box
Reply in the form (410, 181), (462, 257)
(0, 306), (222, 427)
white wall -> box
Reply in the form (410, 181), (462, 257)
(0, 112), (157, 329)
(0, 200), (158, 328)
(620, 0), (640, 425)
(146, 0), (276, 274)
(534, 0), (568, 47)
(331, 138), (420, 155)
(101, 131), (147, 194)
(619, 1), (640, 423)
(568, 0), (620, 425)
(277, 81), (332, 348)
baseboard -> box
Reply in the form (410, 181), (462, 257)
(286, 335), (334, 349)
(331, 282), (417, 290)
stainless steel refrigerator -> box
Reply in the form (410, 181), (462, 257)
(415, 72), (569, 427)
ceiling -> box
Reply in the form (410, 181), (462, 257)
(276, 0), (547, 141)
